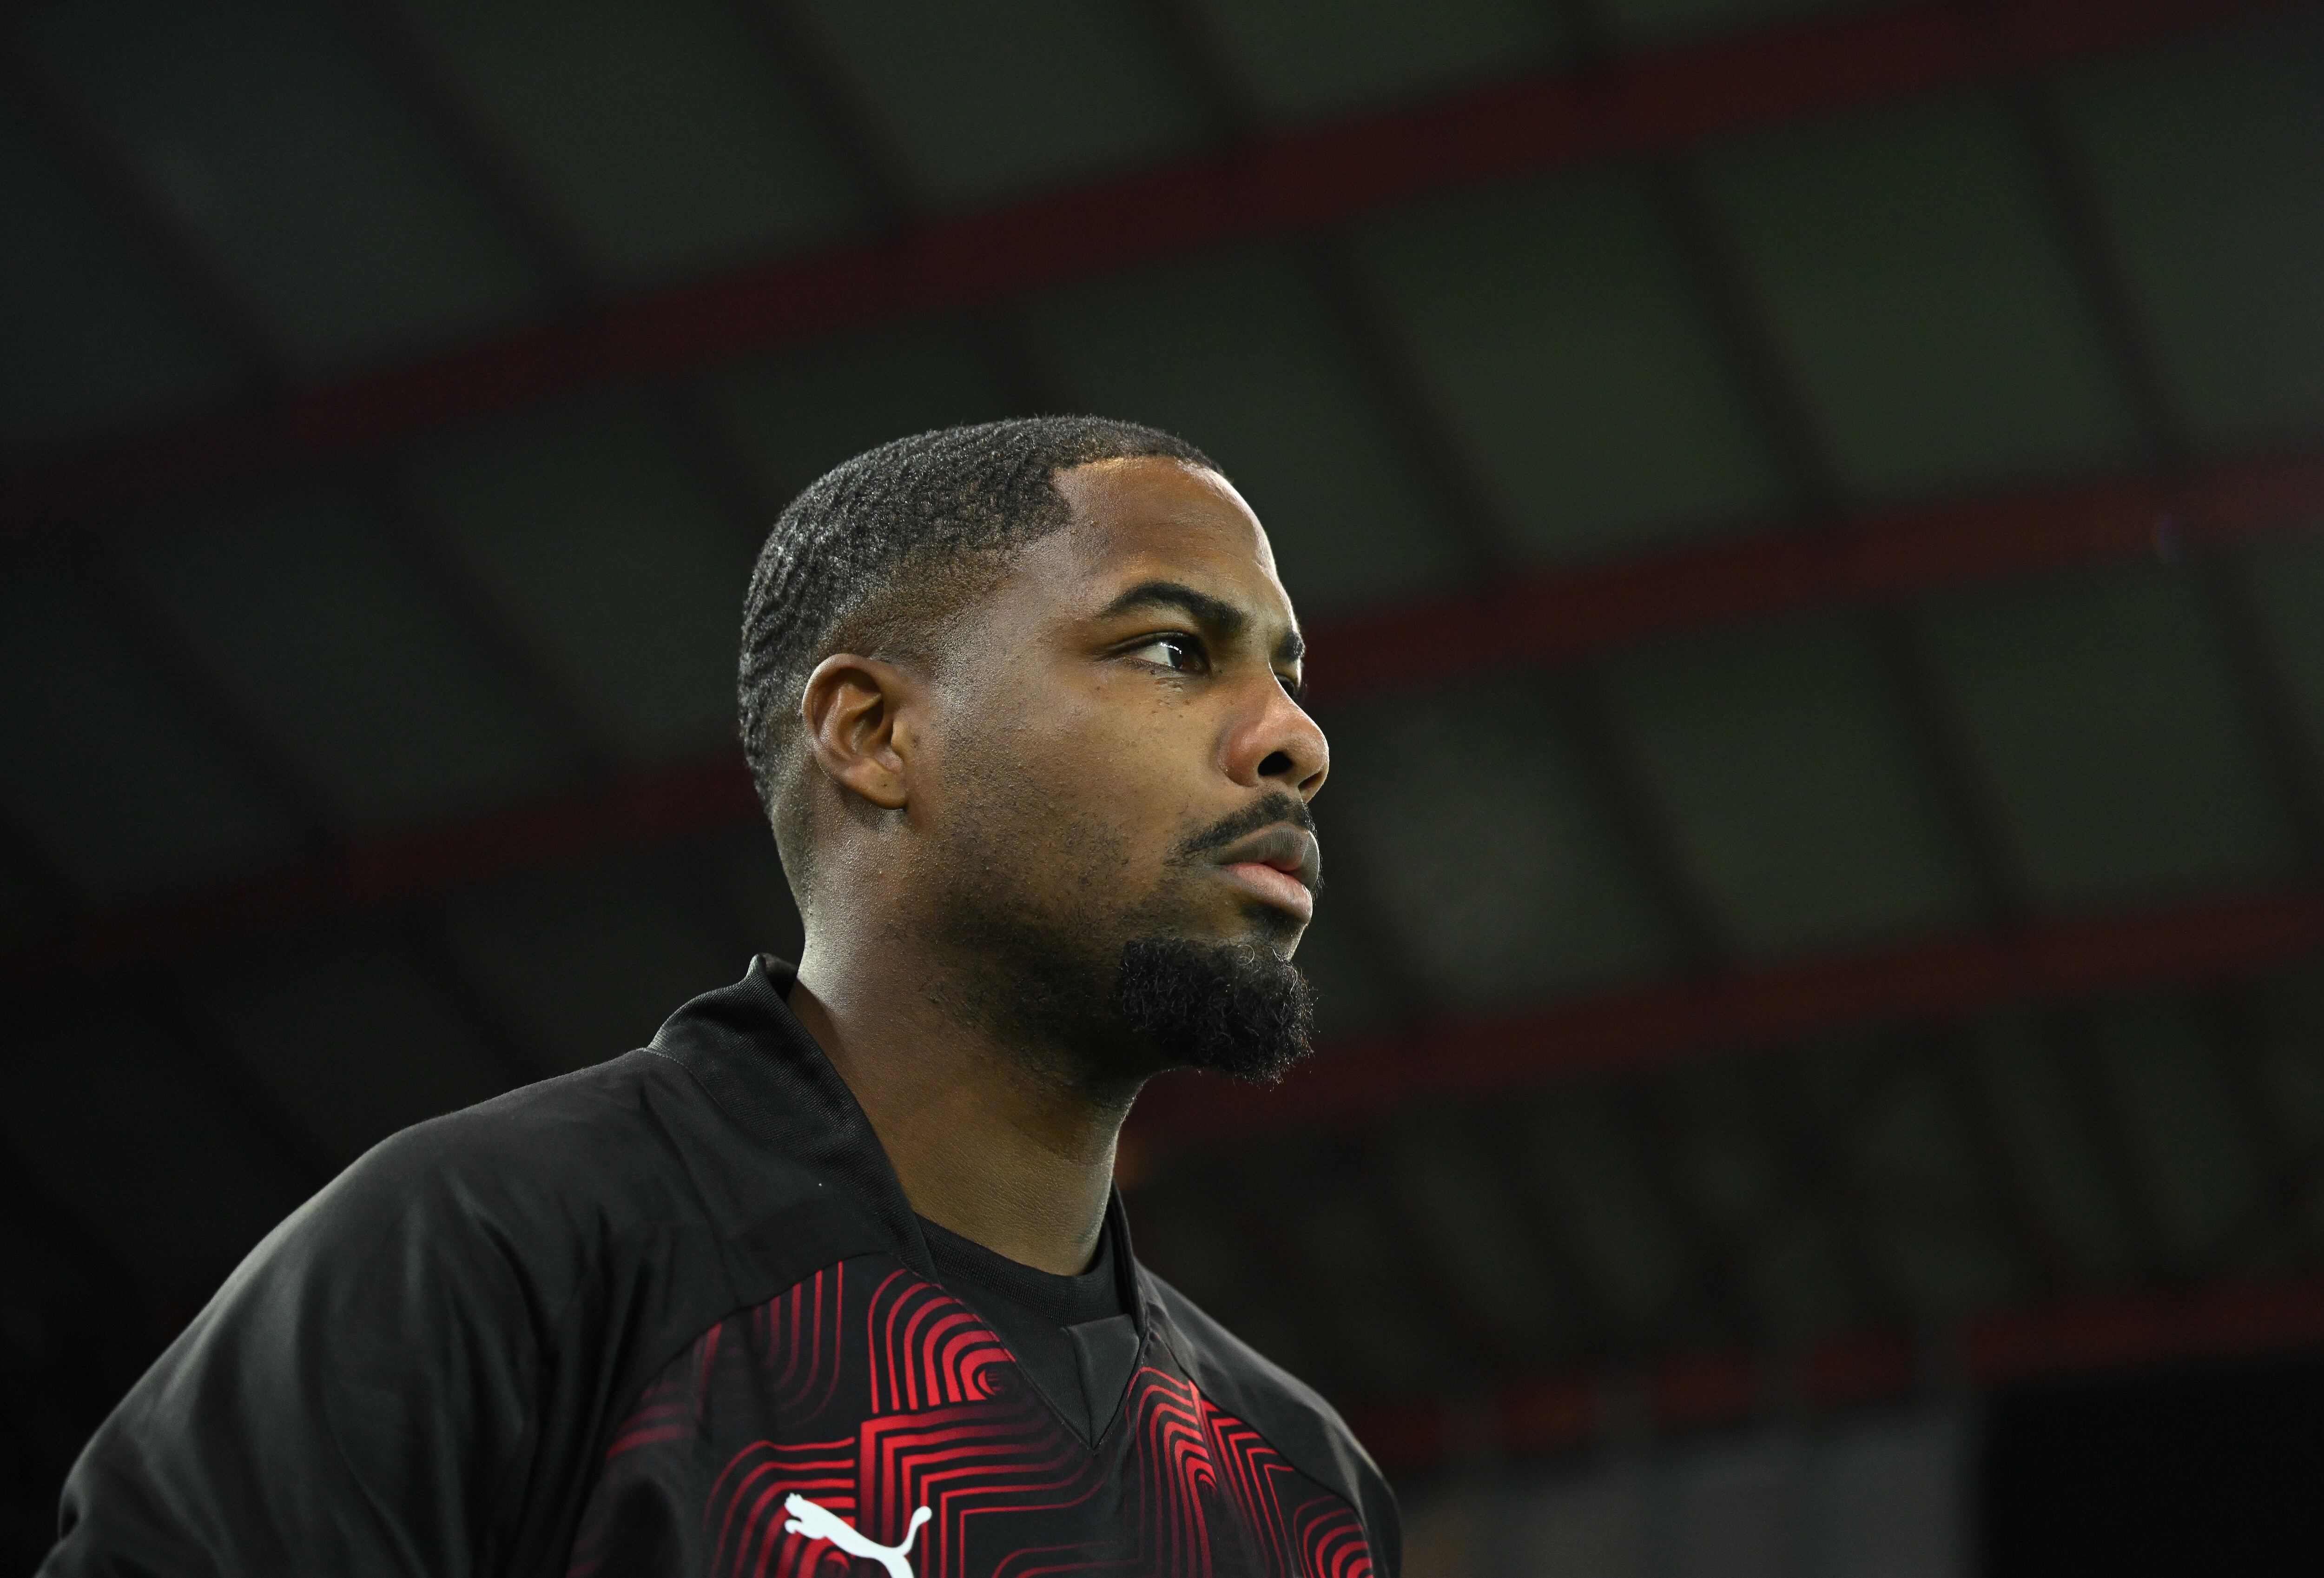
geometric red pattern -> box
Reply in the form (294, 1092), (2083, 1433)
(567, 1256), (1373, 1578)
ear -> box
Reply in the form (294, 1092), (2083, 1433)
(799, 653), (917, 811)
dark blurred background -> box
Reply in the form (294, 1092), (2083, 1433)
(4, 0), (2324, 1571)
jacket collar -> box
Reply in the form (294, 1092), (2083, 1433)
(651, 955), (1160, 1338)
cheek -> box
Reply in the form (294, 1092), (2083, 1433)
(997, 678), (1199, 796)
(934, 673), (1212, 896)
(1071, 708), (1212, 860)
(939, 720), (1143, 889)
(1084, 676), (1224, 783)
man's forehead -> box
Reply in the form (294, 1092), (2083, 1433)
(1050, 456), (1289, 610)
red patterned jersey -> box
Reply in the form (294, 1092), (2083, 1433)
(570, 1256), (1376, 1578)
(47, 960), (1397, 1578)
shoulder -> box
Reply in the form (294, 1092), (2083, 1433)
(304, 1050), (705, 1248)
(1143, 1270), (1403, 1575)
(353, 1048), (701, 1199)
(43, 1053), (725, 1577)
(219, 1041), (789, 1357)
(185, 1054), (682, 1325)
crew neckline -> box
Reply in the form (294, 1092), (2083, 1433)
(918, 1214), (1123, 1328)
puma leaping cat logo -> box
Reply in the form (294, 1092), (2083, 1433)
(782, 1493), (933, 1578)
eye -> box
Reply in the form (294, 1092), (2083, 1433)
(1125, 634), (1206, 674)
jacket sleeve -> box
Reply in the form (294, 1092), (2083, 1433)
(40, 1125), (549, 1578)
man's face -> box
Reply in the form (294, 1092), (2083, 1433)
(908, 455), (1328, 1079)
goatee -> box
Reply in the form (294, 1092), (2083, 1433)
(1115, 936), (1315, 1085)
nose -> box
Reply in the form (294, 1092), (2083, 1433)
(1228, 677), (1329, 801)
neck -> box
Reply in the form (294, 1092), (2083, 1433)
(789, 933), (1139, 1276)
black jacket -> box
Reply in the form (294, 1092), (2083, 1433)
(43, 957), (1400, 1577)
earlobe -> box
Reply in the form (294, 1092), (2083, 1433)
(799, 654), (914, 811)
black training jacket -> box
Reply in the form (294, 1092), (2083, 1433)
(42, 957), (1399, 1578)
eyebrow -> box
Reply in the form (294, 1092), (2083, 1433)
(1095, 579), (1305, 666)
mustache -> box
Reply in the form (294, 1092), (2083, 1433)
(1172, 791), (1317, 862)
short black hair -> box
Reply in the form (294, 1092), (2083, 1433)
(737, 416), (1216, 876)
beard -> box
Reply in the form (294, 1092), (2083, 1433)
(1116, 935), (1314, 1085)
(922, 795), (1318, 1089)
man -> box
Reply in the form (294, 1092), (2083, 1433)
(43, 417), (1397, 1576)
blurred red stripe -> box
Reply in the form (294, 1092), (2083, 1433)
(3, 0), (2305, 537)
(1350, 1273), (2324, 1475)
(1131, 888), (2324, 1149)
(1303, 448), (2324, 703)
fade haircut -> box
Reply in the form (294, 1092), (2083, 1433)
(738, 416), (1215, 887)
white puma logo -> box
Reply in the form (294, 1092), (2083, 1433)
(781, 1493), (933, 1578)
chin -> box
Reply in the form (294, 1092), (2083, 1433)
(1114, 934), (1316, 1085)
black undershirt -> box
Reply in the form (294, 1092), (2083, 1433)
(919, 1216), (1140, 1444)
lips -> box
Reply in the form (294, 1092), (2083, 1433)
(1209, 824), (1320, 921)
